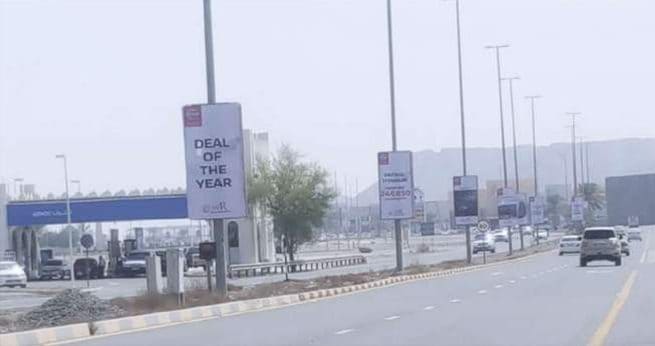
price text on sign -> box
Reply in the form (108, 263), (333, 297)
(182, 103), (247, 219)
(378, 151), (414, 220)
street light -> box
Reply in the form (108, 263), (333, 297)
(71, 180), (81, 195)
(13, 178), (23, 199)
(486, 44), (510, 187)
(566, 112), (581, 196)
(56, 154), (74, 283)
(525, 95), (542, 197)
(443, 0), (472, 264)
(385, 0), (403, 272)
(501, 76), (520, 192)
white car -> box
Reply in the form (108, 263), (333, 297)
(559, 235), (582, 255)
(0, 261), (27, 288)
(492, 229), (509, 243)
(473, 233), (496, 254)
(627, 226), (642, 241)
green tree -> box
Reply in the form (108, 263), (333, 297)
(249, 145), (336, 263)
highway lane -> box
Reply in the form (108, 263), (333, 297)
(63, 229), (639, 346)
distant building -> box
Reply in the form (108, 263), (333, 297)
(606, 173), (655, 225)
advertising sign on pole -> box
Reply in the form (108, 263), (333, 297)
(378, 151), (414, 220)
(571, 196), (585, 222)
(182, 103), (247, 220)
(530, 196), (546, 225)
(453, 176), (478, 226)
(498, 189), (528, 227)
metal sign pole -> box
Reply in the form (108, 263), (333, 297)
(213, 219), (227, 297)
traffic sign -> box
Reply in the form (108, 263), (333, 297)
(477, 220), (490, 232)
(80, 234), (94, 249)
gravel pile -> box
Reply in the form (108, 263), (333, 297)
(16, 289), (125, 330)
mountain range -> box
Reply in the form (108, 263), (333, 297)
(357, 138), (655, 205)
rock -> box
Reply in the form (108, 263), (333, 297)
(16, 289), (125, 330)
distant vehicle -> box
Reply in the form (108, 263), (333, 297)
(492, 229), (509, 243)
(40, 259), (70, 280)
(614, 227), (631, 256)
(473, 233), (496, 254)
(186, 247), (207, 270)
(73, 258), (99, 280)
(559, 235), (582, 255)
(0, 261), (27, 288)
(628, 216), (640, 228)
(580, 227), (622, 267)
(119, 251), (150, 276)
(536, 229), (549, 240)
(627, 226), (642, 241)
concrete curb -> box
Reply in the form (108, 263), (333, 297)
(0, 243), (556, 345)
(0, 323), (89, 346)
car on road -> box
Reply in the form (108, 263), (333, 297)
(186, 247), (207, 270)
(580, 227), (622, 267)
(627, 225), (642, 241)
(74, 258), (100, 280)
(473, 233), (496, 254)
(0, 261), (27, 288)
(119, 251), (150, 277)
(492, 229), (509, 243)
(559, 235), (582, 255)
(535, 229), (549, 240)
(40, 259), (70, 280)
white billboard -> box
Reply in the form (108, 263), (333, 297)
(453, 176), (479, 226)
(378, 151), (414, 220)
(498, 189), (529, 227)
(530, 196), (546, 225)
(182, 103), (247, 220)
(571, 196), (585, 222)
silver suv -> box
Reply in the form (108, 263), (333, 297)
(580, 227), (622, 267)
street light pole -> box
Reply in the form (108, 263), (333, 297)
(385, 0), (403, 272)
(525, 95), (541, 196)
(567, 112), (581, 196)
(13, 178), (23, 199)
(56, 154), (74, 283)
(502, 76), (520, 192)
(486, 45), (510, 187)
(444, 0), (471, 263)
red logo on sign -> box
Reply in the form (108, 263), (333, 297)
(378, 153), (389, 165)
(184, 105), (202, 127)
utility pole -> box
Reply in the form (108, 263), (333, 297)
(502, 76), (520, 192)
(525, 95), (541, 196)
(585, 142), (590, 184)
(201, 0), (227, 298)
(567, 112), (581, 196)
(55, 155), (74, 283)
(385, 0), (403, 272)
(444, 0), (471, 264)
(578, 137), (585, 192)
(486, 45), (510, 187)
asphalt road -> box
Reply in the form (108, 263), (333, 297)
(62, 228), (651, 346)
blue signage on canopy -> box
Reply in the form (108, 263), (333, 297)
(7, 195), (188, 226)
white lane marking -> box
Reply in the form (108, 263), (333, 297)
(520, 276), (528, 280)
(424, 306), (436, 311)
(531, 274), (538, 278)
(335, 329), (355, 335)
(640, 235), (651, 264)
(450, 299), (461, 303)
(494, 284), (503, 289)
(491, 272), (503, 276)
(586, 270), (614, 274)
(478, 290), (487, 295)
(107, 282), (119, 286)
(508, 280), (516, 284)
(384, 316), (400, 321)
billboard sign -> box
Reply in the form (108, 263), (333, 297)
(571, 196), (585, 222)
(378, 151), (414, 220)
(498, 189), (528, 227)
(182, 103), (247, 220)
(453, 176), (478, 226)
(530, 196), (546, 225)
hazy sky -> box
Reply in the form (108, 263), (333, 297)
(1, 0), (653, 197)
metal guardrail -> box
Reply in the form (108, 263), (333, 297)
(228, 255), (367, 278)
